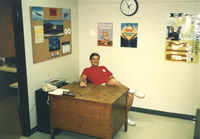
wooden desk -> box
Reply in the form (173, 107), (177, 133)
(49, 82), (128, 139)
(0, 66), (17, 98)
(9, 82), (18, 89)
(0, 65), (17, 73)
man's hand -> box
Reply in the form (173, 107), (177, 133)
(80, 82), (87, 88)
(80, 75), (87, 87)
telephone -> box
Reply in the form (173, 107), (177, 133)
(42, 83), (57, 92)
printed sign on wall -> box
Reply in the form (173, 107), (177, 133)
(121, 23), (138, 48)
(165, 13), (200, 63)
(97, 23), (113, 47)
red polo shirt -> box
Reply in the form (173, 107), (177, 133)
(81, 66), (112, 85)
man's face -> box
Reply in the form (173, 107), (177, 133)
(90, 56), (100, 66)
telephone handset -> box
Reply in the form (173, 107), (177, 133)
(42, 83), (57, 92)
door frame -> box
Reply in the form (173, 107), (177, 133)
(11, 0), (31, 136)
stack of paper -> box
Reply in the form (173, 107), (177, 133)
(48, 88), (69, 95)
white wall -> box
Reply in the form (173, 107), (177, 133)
(79, 0), (200, 116)
(22, 0), (79, 129)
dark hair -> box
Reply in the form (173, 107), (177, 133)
(89, 53), (100, 60)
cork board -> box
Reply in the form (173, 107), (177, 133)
(30, 7), (72, 63)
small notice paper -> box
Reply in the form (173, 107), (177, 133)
(34, 25), (44, 44)
(62, 41), (70, 54)
(48, 88), (69, 95)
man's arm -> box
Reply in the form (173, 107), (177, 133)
(80, 75), (87, 87)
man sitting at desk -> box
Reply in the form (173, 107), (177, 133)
(80, 53), (145, 126)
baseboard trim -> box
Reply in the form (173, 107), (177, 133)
(29, 108), (195, 136)
(130, 107), (195, 121)
(194, 109), (200, 139)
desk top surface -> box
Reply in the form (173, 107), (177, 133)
(52, 82), (128, 104)
(0, 65), (17, 73)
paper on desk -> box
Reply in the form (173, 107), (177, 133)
(48, 88), (69, 95)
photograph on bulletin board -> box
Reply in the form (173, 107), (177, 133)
(62, 8), (71, 20)
(97, 23), (113, 47)
(49, 8), (57, 16)
(32, 7), (43, 21)
(165, 13), (200, 63)
(121, 23), (138, 48)
(49, 37), (60, 51)
(44, 20), (64, 38)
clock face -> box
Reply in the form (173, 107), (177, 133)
(120, 0), (138, 16)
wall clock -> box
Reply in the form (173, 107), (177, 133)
(120, 0), (139, 16)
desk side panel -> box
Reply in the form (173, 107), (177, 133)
(50, 95), (112, 138)
(111, 93), (127, 137)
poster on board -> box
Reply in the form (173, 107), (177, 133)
(32, 7), (43, 21)
(62, 8), (71, 20)
(121, 23), (138, 48)
(165, 13), (200, 63)
(43, 20), (64, 39)
(97, 23), (113, 46)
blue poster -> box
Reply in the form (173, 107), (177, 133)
(121, 23), (138, 48)
(32, 7), (44, 21)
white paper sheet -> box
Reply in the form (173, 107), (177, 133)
(48, 88), (69, 95)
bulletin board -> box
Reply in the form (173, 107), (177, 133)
(30, 6), (72, 63)
(165, 13), (200, 64)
